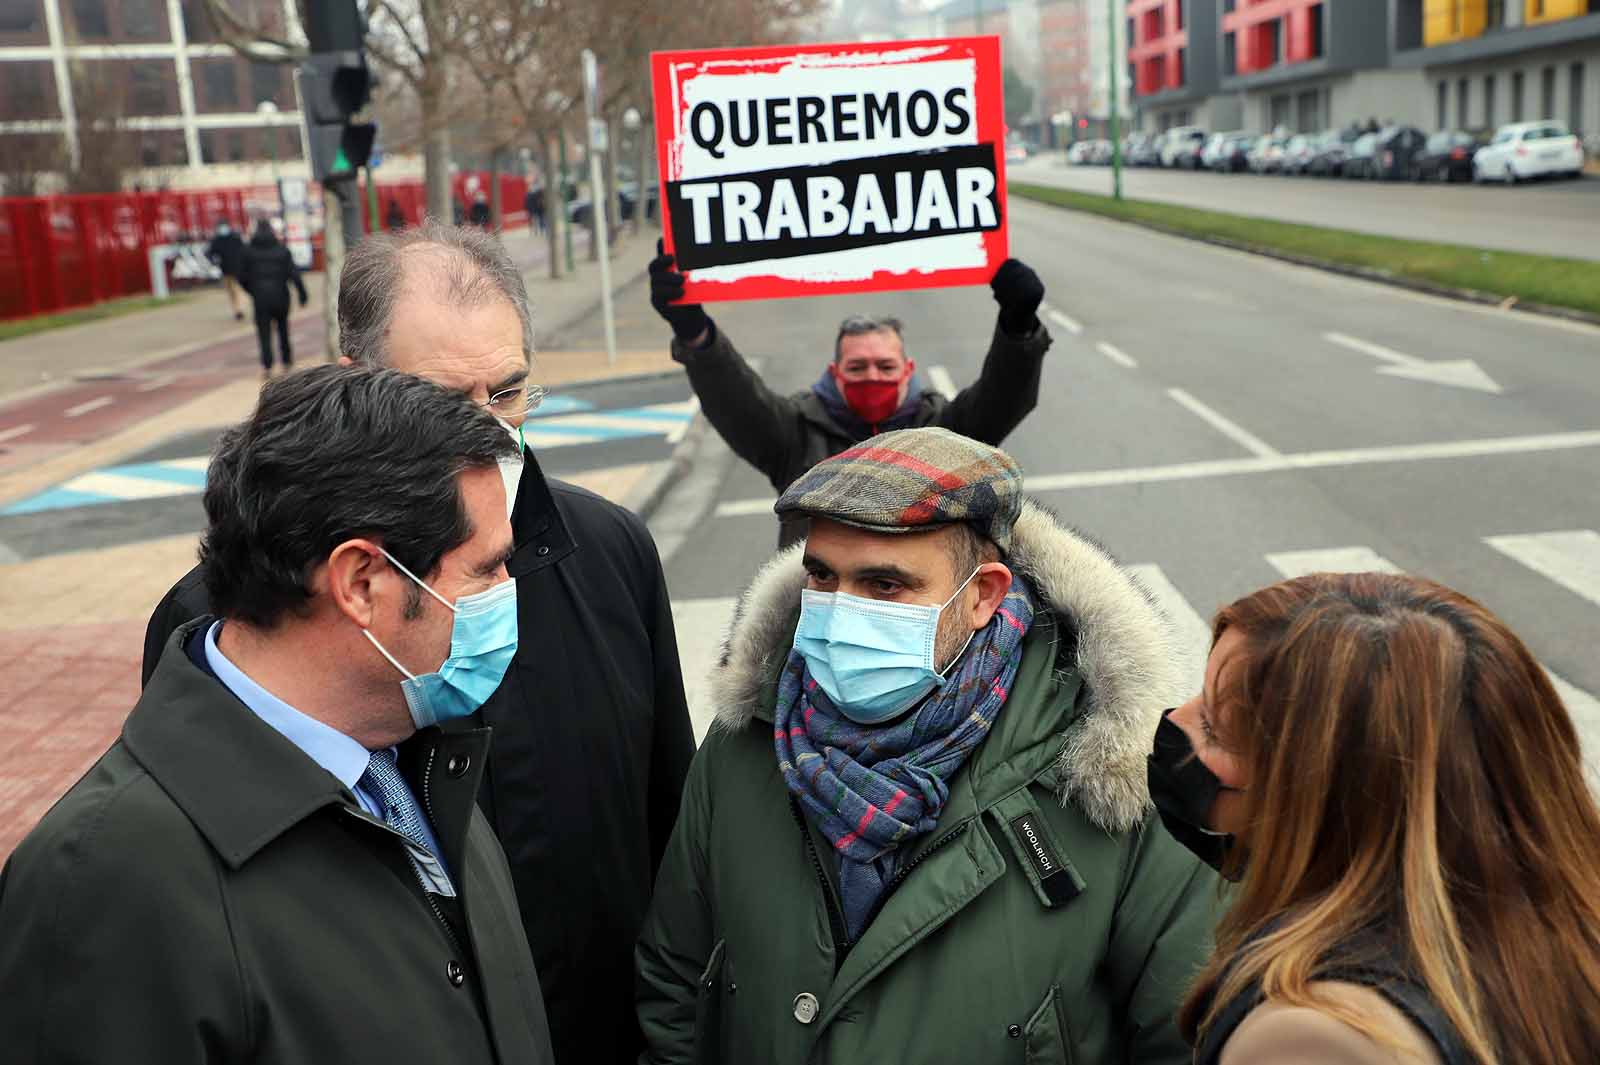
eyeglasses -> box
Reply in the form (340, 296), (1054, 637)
(482, 383), (547, 420)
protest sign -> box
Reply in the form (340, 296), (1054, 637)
(650, 37), (1007, 303)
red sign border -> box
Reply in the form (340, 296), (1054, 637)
(650, 36), (1008, 304)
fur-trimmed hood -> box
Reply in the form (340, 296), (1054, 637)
(707, 500), (1197, 834)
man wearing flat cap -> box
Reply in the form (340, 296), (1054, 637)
(636, 428), (1219, 1064)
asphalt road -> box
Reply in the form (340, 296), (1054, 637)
(1007, 154), (1600, 261)
(651, 196), (1600, 772)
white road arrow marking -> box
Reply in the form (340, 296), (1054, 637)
(1323, 332), (1503, 394)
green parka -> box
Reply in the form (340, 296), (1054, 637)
(637, 502), (1222, 1065)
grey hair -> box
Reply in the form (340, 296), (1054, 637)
(338, 219), (535, 367)
(833, 314), (906, 361)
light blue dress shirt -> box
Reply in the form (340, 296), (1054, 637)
(203, 620), (448, 869)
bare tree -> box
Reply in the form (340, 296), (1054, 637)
(0, 133), (66, 197)
(60, 60), (147, 194)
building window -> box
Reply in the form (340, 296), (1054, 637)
(0, 0), (47, 42)
(1437, 81), (1448, 130)
(1485, 74), (1496, 127)
(1224, 32), (1237, 76)
(1309, 4), (1324, 59)
(0, 60), (57, 120)
(1270, 93), (1291, 130)
(1223, 0), (1234, 11)
(128, 60), (177, 116)
(1176, 47), (1186, 87)
(250, 62), (290, 109)
(1297, 89), (1320, 131)
(1533, 0), (1543, 15)
(1177, 0), (1186, 31)
(1486, 0), (1505, 28)
(137, 129), (187, 168)
(1542, 66), (1556, 120)
(192, 58), (241, 113)
(1511, 70), (1524, 121)
(1458, 78), (1469, 129)
(66, 0), (167, 42)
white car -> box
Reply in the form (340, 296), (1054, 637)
(1160, 126), (1207, 168)
(1473, 121), (1586, 183)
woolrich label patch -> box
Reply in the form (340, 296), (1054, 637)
(650, 37), (1008, 302)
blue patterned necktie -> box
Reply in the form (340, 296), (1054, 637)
(359, 748), (451, 895)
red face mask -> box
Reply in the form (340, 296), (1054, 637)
(832, 362), (912, 426)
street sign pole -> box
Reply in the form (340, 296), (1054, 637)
(558, 133), (574, 274)
(582, 48), (616, 367)
(1108, 0), (1123, 201)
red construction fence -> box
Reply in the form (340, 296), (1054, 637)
(1, 170), (530, 322)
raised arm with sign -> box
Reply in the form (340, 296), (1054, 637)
(648, 243), (1052, 548)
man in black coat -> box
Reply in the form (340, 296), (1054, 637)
(238, 219), (308, 379)
(205, 220), (246, 320)
(141, 222), (696, 1065)
(1, 366), (556, 1063)
(649, 245), (1053, 546)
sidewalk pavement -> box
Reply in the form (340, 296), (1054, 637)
(0, 223), (674, 860)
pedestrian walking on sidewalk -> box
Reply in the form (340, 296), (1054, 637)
(0, 366), (556, 1064)
(526, 184), (546, 233)
(206, 220), (246, 321)
(1157, 572), (1600, 1064)
(239, 219), (307, 379)
(140, 221), (695, 1065)
(469, 189), (492, 229)
(637, 428), (1216, 1065)
(649, 244), (1053, 547)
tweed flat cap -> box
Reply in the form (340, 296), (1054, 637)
(775, 427), (1023, 552)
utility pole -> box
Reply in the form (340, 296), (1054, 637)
(1107, 0), (1123, 200)
(582, 48), (616, 367)
(557, 132), (574, 273)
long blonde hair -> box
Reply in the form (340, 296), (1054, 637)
(1180, 572), (1600, 1064)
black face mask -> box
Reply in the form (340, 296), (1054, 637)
(1147, 713), (1243, 880)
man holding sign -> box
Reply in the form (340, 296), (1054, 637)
(649, 38), (1053, 547)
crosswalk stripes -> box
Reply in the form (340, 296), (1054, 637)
(1263, 540), (1600, 774)
(0, 401), (697, 517)
(669, 534), (1600, 771)
(1483, 530), (1600, 610)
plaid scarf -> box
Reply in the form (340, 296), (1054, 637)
(775, 575), (1036, 941)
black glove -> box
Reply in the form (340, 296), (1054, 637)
(649, 238), (712, 344)
(990, 258), (1044, 336)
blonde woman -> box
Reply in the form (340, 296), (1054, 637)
(1148, 572), (1600, 1064)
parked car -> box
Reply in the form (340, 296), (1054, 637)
(1066, 140), (1094, 165)
(1160, 126), (1208, 168)
(1414, 129), (1489, 182)
(1306, 129), (1358, 177)
(1361, 125), (1427, 180)
(1474, 120), (1587, 183)
(1281, 134), (1318, 175)
(1247, 134), (1289, 174)
(1344, 132), (1380, 178)
(1208, 133), (1254, 173)
(1131, 132), (1167, 166)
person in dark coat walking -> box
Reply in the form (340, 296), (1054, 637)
(0, 365), (556, 1064)
(206, 220), (246, 320)
(525, 184), (546, 233)
(140, 221), (696, 1065)
(386, 197), (407, 231)
(649, 245), (1053, 547)
(238, 219), (307, 379)
(470, 189), (492, 229)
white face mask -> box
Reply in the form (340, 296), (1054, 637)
(497, 419), (524, 518)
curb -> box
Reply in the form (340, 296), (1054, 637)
(621, 401), (706, 523)
(1010, 189), (1600, 330)
(536, 241), (655, 341)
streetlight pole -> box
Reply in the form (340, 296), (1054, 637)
(256, 100), (283, 217)
(1107, 0), (1123, 200)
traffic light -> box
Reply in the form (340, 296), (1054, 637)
(297, 0), (372, 185)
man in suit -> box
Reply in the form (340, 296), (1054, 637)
(0, 366), (555, 1062)
(141, 222), (696, 1065)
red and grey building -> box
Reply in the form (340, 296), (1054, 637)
(1130, 0), (1600, 136)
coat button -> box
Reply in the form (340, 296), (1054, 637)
(792, 992), (819, 1024)
(447, 753), (471, 777)
(1007, 1024), (1022, 1039)
(446, 960), (465, 987)
(537, 545), (551, 557)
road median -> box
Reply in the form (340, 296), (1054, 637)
(1009, 182), (1600, 325)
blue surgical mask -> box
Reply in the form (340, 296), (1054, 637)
(793, 568), (980, 725)
(362, 548), (518, 729)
